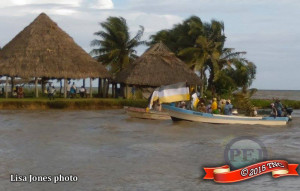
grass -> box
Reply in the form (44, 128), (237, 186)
(0, 97), (148, 110)
(0, 97), (299, 110)
(251, 99), (300, 109)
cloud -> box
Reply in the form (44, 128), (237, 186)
(0, 0), (82, 7)
(0, 0), (114, 9)
(0, 0), (300, 89)
(89, 0), (113, 9)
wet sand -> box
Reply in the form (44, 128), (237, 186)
(0, 109), (299, 191)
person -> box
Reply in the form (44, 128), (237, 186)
(191, 91), (199, 110)
(206, 100), (212, 113)
(219, 99), (226, 114)
(17, 86), (24, 98)
(270, 103), (277, 118)
(48, 84), (56, 100)
(275, 99), (283, 117)
(252, 107), (258, 116)
(80, 86), (86, 98)
(12, 86), (17, 97)
(211, 98), (219, 114)
(47, 83), (52, 95)
(131, 85), (136, 99)
(153, 100), (162, 111)
(67, 81), (71, 98)
(178, 101), (186, 109)
(198, 102), (206, 113)
(224, 100), (233, 115)
(70, 82), (77, 98)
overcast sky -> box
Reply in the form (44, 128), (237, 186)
(0, 0), (299, 90)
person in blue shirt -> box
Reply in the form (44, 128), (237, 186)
(224, 100), (233, 115)
(274, 99), (283, 117)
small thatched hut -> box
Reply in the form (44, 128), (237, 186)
(115, 42), (201, 98)
(0, 13), (110, 98)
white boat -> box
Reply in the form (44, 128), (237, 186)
(163, 105), (289, 126)
(124, 106), (170, 120)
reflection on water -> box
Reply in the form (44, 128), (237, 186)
(0, 109), (299, 190)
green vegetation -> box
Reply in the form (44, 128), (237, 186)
(150, 16), (256, 96)
(90, 16), (145, 74)
(251, 99), (300, 109)
(0, 98), (148, 110)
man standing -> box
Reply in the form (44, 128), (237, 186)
(67, 81), (71, 98)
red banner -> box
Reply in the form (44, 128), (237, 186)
(203, 160), (298, 183)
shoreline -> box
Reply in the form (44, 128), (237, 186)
(0, 98), (148, 110)
(0, 98), (299, 110)
(251, 99), (300, 109)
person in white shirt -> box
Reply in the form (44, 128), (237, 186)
(80, 86), (86, 98)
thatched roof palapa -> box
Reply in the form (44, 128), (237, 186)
(0, 13), (110, 79)
(115, 42), (201, 86)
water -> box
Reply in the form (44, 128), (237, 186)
(253, 90), (300, 101)
(0, 109), (299, 190)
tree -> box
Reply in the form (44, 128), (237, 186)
(149, 16), (203, 55)
(178, 19), (225, 95)
(214, 59), (257, 95)
(150, 16), (256, 97)
(91, 16), (145, 74)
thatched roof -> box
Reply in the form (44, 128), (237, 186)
(0, 13), (110, 79)
(115, 42), (201, 86)
(0, 79), (40, 85)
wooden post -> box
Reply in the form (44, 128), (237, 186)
(90, 78), (93, 98)
(98, 78), (102, 97)
(121, 83), (125, 99)
(112, 83), (115, 98)
(41, 78), (45, 95)
(11, 77), (14, 97)
(115, 83), (118, 98)
(64, 78), (67, 98)
(106, 79), (110, 98)
(125, 85), (128, 99)
(35, 77), (39, 98)
(83, 79), (85, 87)
(102, 79), (106, 98)
(5, 76), (9, 99)
(60, 79), (62, 97)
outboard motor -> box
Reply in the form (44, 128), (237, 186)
(286, 107), (293, 120)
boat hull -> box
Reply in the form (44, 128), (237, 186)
(125, 107), (170, 120)
(163, 105), (289, 126)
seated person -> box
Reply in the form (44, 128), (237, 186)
(270, 103), (277, 118)
(197, 102), (207, 113)
(224, 100), (233, 115)
(17, 86), (24, 98)
(153, 100), (162, 111)
(79, 86), (86, 98)
(178, 101), (186, 109)
(48, 86), (56, 100)
(211, 98), (219, 114)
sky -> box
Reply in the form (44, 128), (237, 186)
(0, 0), (299, 90)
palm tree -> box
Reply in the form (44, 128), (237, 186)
(90, 17), (145, 97)
(178, 19), (225, 95)
(91, 16), (145, 74)
(149, 16), (203, 55)
(150, 16), (256, 97)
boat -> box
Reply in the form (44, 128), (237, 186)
(162, 105), (290, 126)
(124, 106), (170, 120)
